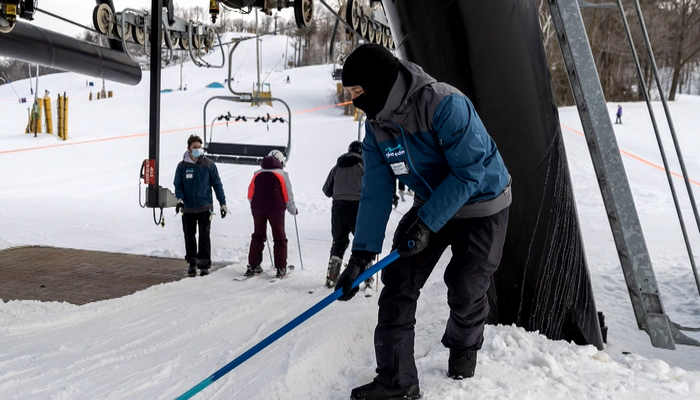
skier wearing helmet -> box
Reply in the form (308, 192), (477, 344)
(245, 150), (297, 278)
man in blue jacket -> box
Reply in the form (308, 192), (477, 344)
(174, 135), (227, 277)
(336, 44), (511, 400)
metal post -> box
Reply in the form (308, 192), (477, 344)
(255, 9), (261, 94)
(550, 0), (675, 349)
(147, 0), (163, 208)
(329, 17), (339, 62)
(34, 65), (40, 136)
(296, 39), (301, 67)
(628, 0), (700, 295)
(33, 64), (39, 104)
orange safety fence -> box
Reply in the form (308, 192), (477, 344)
(3, 105), (697, 188)
(560, 123), (700, 187)
(0, 101), (354, 156)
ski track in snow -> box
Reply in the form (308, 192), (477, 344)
(1, 32), (700, 399)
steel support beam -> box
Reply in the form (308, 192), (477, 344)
(0, 21), (141, 85)
(549, 0), (675, 349)
(147, 0), (163, 208)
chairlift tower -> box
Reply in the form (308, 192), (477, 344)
(549, 0), (700, 349)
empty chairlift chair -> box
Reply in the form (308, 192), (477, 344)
(202, 97), (292, 166)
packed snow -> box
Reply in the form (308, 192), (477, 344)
(1, 33), (699, 399)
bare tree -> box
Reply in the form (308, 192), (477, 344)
(664, 0), (700, 100)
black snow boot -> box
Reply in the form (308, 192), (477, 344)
(187, 263), (197, 277)
(325, 255), (342, 288)
(275, 267), (287, 279)
(197, 260), (211, 277)
(244, 265), (263, 277)
(448, 350), (477, 380)
(350, 381), (421, 400)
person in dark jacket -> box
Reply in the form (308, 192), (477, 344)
(615, 104), (622, 124)
(246, 150), (298, 278)
(174, 135), (228, 277)
(335, 44), (512, 400)
(322, 140), (366, 288)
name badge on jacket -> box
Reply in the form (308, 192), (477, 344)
(390, 161), (410, 176)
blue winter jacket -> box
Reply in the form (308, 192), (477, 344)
(174, 152), (226, 213)
(352, 61), (510, 254)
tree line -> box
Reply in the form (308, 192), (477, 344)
(541, 0), (700, 105)
(3, 1), (697, 106)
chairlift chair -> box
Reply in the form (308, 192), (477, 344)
(202, 96), (291, 166)
(201, 37), (294, 166)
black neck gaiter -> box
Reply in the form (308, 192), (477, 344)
(353, 69), (399, 119)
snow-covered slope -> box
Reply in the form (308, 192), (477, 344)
(1, 34), (699, 399)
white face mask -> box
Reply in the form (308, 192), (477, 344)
(191, 148), (204, 158)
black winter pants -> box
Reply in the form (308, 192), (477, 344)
(182, 211), (212, 267)
(330, 200), (360, 259)
(374, 206), (509, 388)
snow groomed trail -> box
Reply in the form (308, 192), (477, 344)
(0, 33), (699, 399)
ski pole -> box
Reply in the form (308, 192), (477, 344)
(294, 214), (304, 270)
(266, 236), (274, 269)
(174, 250), (401, 400)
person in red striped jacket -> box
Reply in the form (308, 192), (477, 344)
(246, 150), (298, 278)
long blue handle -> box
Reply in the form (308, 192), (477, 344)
(175, 251), (400, 400)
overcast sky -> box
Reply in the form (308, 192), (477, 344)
(31, 1), (294, 37)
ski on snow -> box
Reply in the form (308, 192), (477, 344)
(234, 266), (295, 282)
(269, 265), (295, 282)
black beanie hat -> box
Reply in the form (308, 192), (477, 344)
(342, 44), (400, 90)
(342, 44), (400, 118)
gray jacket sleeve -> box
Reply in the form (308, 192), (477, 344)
(322, 166), (336, 198)
(283, 171), (298, 215)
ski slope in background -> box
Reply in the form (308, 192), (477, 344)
(1, 34), (700, 399)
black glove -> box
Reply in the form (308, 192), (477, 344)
(335, 251), (374, 301)
(175, 199), (184, 215)
(220, 205), (229, 218)
(397, 218), (431, 257)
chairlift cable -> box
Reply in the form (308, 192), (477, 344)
(2, 73), (21, 101)
(36, 7), (102, 35)
(231, 50), (251, 82)
(261, 54), (285, 84)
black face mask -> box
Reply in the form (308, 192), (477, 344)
(352, 94), (374, 118)
(353, 92), (389, 120)
(352, 68), (400, 120)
